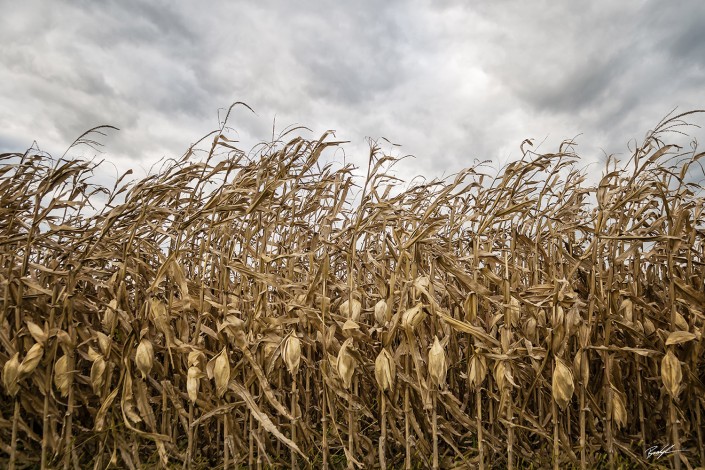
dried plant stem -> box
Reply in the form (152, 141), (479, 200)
(224, 415), (230, 470)
(40, 346), (57, 470)
(321, 260), (330, 470)
(63, 297), (76, 470)
(579, 365), (586, 470)
(476, 387), (484, 470)
(636, 356), (646, 458)
(473, 236), (485, 470)
(5, 264), (18, 470)
(9, 400), (20, 470)
(432, 390), (439, 470)
(667, 243), (682, 470)
(379, 391), (387, 470)
(321, 382), (329, 470)
(603, 357), (614, 470)
(186, 403), (194, 470)
(291, 376), (298, 470)
(347, 391), (354, 469)
(404, 352), (411, 470)
(248, 391), (254, 467)
(506, 395), (514, 470)
(669, 398), (681, 470)
(256, 419), (263, 470)
(696, 399), (704, 468)
(503, 255), (514, 470)
(552, 362), (559, 470)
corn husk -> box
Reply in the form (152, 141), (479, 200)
(374, 299), (389, 325)
(19, 343), (44, 376)
(95, 331), (112, 357)
(54, 354), (70, 397)
(552, 358), (574, 410)
(469, 354), (487, 390)
(374, 348), (395, 391)
(213, 347), (230, 398)
(428, 336), (447, 387)
(401, 303), (425, 330)
(282, 334), (302, 375)
(661, 350), (682, 398)
(2, 352), (20, 396)
(91, 355), (106, 395)
(572, 349), (589, 385)
(135, 338), (154, 380)
(340, 298), (362, 322)
(611, 386), (627, 429)
(187, 366), (201, 404)
(337, 338), (356, 389)
(26, 321), (47, 344)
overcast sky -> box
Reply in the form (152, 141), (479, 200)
(1, 0), (704, 185)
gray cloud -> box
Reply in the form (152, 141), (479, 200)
(1, 0), (703, 187)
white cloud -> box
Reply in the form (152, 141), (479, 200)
(1, 0), (703, 189)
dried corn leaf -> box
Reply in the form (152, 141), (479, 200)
(666, 330), (696, 346)
(94, 387), (119, 432)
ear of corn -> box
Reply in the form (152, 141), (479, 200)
(0, 110), (704, 468)
(552, 358), (574, 410)
(374, 348), (395, 391)
(282, 334), (302, 375)
(135, 338), (154, 380)
(2, 353), (21, 396)
(428, 336), (447, 387)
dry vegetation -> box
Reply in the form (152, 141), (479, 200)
(1, 106), (705, 469)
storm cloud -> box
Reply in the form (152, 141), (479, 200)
(1, 0), (704, 184)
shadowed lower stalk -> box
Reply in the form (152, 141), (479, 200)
(472, 237), (485, 470)
(476, 386), (484, 469)
(40, 287), (59, 470)
(404, 351), (411, 470)
(321, 256), (330, 470)
(9, 400), (20, 470)
(186, 403), (194, 470)
(347, 382), (354, 470)
(503, 255), (514, 470)
(636, 355), (646, 459)
(552, 384), (559, 470)
(579, 352), (587, 470)
(291, 373), (298, 469)
(696, 400), (705, 468)
(432, 389), (439, 470)
(379, 390), (387, 470)
(224, 414), (230, 469)
(63, 294), (76, 470)
(321, 379), (329, 470)
(666, 244), (681, 470)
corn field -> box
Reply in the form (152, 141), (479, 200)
(1, 107), (705, 469)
